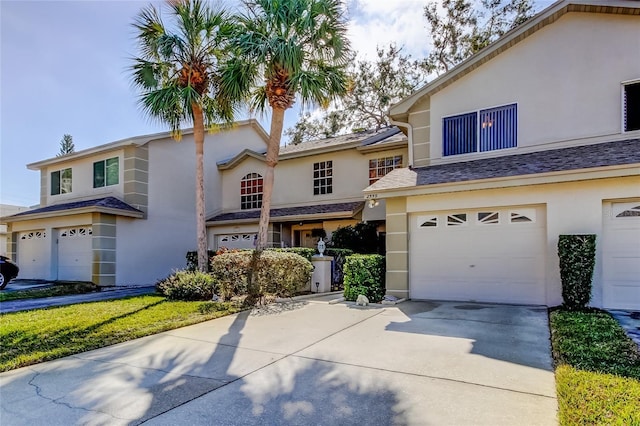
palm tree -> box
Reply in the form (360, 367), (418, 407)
(220, 0), (352, 251)
(130, 0), (236, 272)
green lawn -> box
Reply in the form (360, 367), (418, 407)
(0, 282), (99, 302)
(0, 295), (241, 372)
(550, 309), (640, 425)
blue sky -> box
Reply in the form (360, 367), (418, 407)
(0, 0), (550, 207)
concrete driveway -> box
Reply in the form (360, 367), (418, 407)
(0, 300), (557, 425)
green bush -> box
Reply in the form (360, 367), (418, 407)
(558, 234), (596, 310)
(343, 254), (385, 302)
(156, 270), (217, 301)
(211, 250), (313, 300)
(268, 247), (316, 262)
(330, 222), (379, 254)
(186, 250), (216, 272)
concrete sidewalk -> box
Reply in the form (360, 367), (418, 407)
(0, 300), (557, 425)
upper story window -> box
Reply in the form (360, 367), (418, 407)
(369, 155), (403, 184)
(240, 173), (263, 210)
(51, 168), (72, 195)
(443, 103), (517, 156)
(313, 161), (332, 195)
(93, 157), (119, 188)
(623, 81), (640, 132)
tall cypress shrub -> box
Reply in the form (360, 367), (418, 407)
(557, 234), (596, 310)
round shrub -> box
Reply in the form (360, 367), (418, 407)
(156, 270), (217, 301)
(343, 254), (385, 303)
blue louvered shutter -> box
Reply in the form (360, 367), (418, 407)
(443, 112), (477, 156)
(479, 104), (517, 152)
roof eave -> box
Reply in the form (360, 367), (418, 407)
(3, 206), (144, 222)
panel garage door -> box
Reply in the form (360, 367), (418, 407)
(410, 206), (546, 305)
(217, 233), (257, 250)
(57, 226), (93, 281)
(17, 230), (49, 279)
(603, 202), (640, 310)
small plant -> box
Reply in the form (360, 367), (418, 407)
(343, 254), (385, 303)
(558, 234), (596, 310)
(156, 270), (217, 301)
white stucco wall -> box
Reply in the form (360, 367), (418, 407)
(405, 175), (640, 307)
(429, 12), (640, 160)
(115, 126), (266, 284)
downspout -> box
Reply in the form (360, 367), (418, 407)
(389, 119), (414, 168)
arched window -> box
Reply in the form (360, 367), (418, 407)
(240, 173), (263, 210)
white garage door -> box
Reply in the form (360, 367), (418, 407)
(410, 206), (546, 305)
(603, 202), (640, 310)
(217, 233), (256, 250)
(17, 230), (49, 279)
(57, 226), (93, 281)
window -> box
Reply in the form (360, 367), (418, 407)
(241, 173), (263, 210)
(447, 213), (467, 226)
(93, 157), (119, 188)
(419, 216), (438, 227)
(313, 161), (332, 195)
(624, 81), (640, 132)
(477, 212), (499, 224)
(369, 155), (403, 184)
(51, 168), (72, 195)
(443, 103), (517, 156)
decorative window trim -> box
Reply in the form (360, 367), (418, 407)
(443, 103), (517, 156)
(59, 227), (93, 238)
(51, 168), (72, 195)
(510, 209), (536, 224)
(477, 211), (500, 225)
(447, 213), (468, 227)
(418, 216), (438, 228)
(622, 79), (640, 133)
(20, 230), (46, 240)
(93, 157), (119, 188)
(313, 161), (333, 195)
(240, 173), (263, 210)
(369, 155), (403, 184)
(613, 202), (640, 218)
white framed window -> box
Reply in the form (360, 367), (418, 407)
(369, 156), (403, 184)
(20, 231), (46, 240)
(313, 161), (332, 195)
(418, 216), (438, 227)
(477, 211), (500, 225)
(443, 103), (517, 156)
(623, 80), (640, 132)
(613, 202), (640, 218)
(510, 209), (536, 223)
(51, 168), (72, 195)
(447, 213), (468, 226)
(59, 227), (93, 238)
(240, 173), (263, 210)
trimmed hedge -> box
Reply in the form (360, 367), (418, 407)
(156, 270), (217, 301)
(211, 250), (313, 300)
(268, 247), (315, 262)
(343, 254), (385, 303)
(558, 234), (596, 310)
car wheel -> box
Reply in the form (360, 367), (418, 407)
(0, 272), (6, 290)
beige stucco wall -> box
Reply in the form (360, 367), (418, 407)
(115, 126), (267, 284)
(42, 151), (126, 205)
(220, 147), (408, 211)
(385, 175), (640, 307)
(414, 12), (640, 164)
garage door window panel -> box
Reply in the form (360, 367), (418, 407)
(510, 209), (536, 223)
(419, 216), (438, 227)
(614, 204), (640, 218)
(447, 213), (467, 226)
(477, 212), (499, 224)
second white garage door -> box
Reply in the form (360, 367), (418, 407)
(410, 206), (546, 305)
(217, 233), (257, 250)
(57, 226), (93, 281)
(17, 230), (49, 279)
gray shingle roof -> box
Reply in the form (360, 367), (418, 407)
(413, 139), (640, 187)
(278, 127), (403, 155)
(208, 201), (364, 222)
(367, 139), (640, 192)
(9, 197), (143, 218)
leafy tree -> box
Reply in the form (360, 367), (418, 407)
(56, 134), (75, 157)
(130, 0), (236, 272)
(285, 44), (427, 143)
(330, 222), (379, 254)
(424, 0), (534, 75)
(220, 0), (352, 250)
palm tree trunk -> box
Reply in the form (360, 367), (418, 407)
(255, 107), (285, 250)
(192, 102), (208, 272)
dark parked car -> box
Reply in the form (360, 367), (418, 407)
(0, 255), (19, 290)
